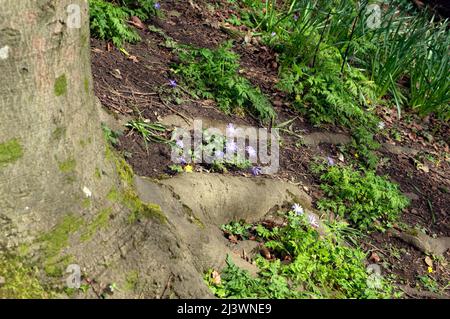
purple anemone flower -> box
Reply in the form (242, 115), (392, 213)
(169, 79), (177, 88)
(154, 3), (161, 10)
(251, 166), (262, 176)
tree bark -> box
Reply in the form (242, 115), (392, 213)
(0, 0), (110, 248)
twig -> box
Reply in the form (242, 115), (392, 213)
(158, 274), (173, 299)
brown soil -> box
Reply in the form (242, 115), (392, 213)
(91, 0), (450, 297)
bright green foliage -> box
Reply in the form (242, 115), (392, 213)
(314, 164), (409, 231)
(207, 212), (396, 298)
(221, 221), (252, 239)
(89, 0), (157, 47)
(174, 41), (275, 121)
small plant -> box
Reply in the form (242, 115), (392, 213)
(313, 163), (409, 231)
(170, 126), (252, 173)
(173, 41), (275, 121)
(101, 123), (122, 146)
(221, 221), (252, 239)
(89, 0), (158, 47)
(126, 119), (170, 147)
(417, 275), (440, 293)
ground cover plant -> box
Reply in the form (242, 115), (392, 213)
(230, 0), (449, 167)
(311, 161), (410, 231)
(173, 41), (276, 121)
(206, 208), (398, 299)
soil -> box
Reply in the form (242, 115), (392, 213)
(91, 0), (450, 297)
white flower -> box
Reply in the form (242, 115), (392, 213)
(377, 121), (385, 130)
(308, 215), (319, 228)
(246, 146), (257, 158)
(83, 186), (92, 198)
(292, 203), (304, 215)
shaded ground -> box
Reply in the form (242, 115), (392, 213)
(91, 0), (449, 297)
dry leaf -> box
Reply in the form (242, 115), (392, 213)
(424, 256), (433, 268)
(260, 246), (271, 259)
(417, 163), (429, 173)
(228, 234), (238, 244)
(129, 16), (145, 30)
(211, 270), (221, 285)
(369, 252), (381, 263)
(128, 55), (139, 63)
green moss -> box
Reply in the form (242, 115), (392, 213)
(0, 255), (50, 298)
(82, 198), (92, 208)
(106, 145), (166, 224)
(52, 126), (66, 140)
(125, 270), (139, 291)
(182, 204), (204, 228)
(107, 187), (120, 202)
(81, 208), (112, 241)
(0, 139), (23, 167)
(58, 158), (76, 173)
(125, 190), (166, 224)
(39, 214), (83, 277)
(95, 167), (102, 180)
(84, 78), (90, 94)
(54, 74), (68, 96)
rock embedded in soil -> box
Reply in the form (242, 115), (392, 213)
(301, 132), (352, 147)
(391, 228), (450, 256)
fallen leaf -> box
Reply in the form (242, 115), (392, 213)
(128, 55), (139, 63)
(424, 256), (433, 268)
(369, 252), (381, 263)
(260, 246), (271, 259)
(91, 48), (103, 54)
(211, 270), (221, 285)
(228, 234), (238, 244)
(129, 16), (145, 30)
(416, 163), (429, 173)
(111, 69), (122, 80)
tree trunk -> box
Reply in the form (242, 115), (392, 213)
(0, 0), (213, 299)
(0, 0), (110, 248)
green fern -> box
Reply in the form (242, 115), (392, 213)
(89, 0), (156, 47)
(174, 41), (276, 121)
